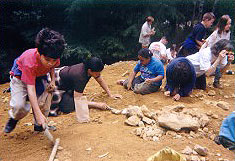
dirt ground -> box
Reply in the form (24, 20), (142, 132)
(0, 61), (234, 161)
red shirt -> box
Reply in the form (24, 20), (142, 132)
(17, 48), (60, 85)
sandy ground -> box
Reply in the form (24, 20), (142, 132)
(0, 62), (234, 161)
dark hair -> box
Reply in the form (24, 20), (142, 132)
(170, 44), (177, 52)
(216, 15), (231, 34)
(211, 39), (234, 57)
(84, 57), (104, 72)
(171, 61), (192, 85)
(35, 28), (66, 59)
(138, 48), (153, 59)
(202, 12), (215, 21)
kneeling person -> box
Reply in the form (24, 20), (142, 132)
(164, 57), (196, 101)
(49, 57), (122, 115)
(118, 48), (164, 95)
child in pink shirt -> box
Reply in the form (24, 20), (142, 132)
(4, 28), (66, 133)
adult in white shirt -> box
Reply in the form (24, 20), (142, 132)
(139, 16), (156, 48)
(149, 36), (168, 63)
(200, 15), (231, 88)
(187, 39), (234, 90)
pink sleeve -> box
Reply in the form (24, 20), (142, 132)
(20, 66), (36, 85)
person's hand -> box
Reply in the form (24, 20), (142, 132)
(110, 94), (123, 99)
(35, 112), (47, 126)
(93, 102), (109, 110)
(127, 81), (132, 90)
(218, 50), (227, 61)
(164, 91), (170, 97)
(145, 78), (153, 84)
(173, 94), (181, 101)
(47, 81), (55, 92)
(227, 51), (234, 63)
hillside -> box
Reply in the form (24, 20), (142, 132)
(0, 62), (234, 161)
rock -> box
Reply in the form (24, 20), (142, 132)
(211, 114), (219, 119)
(140, 105), (152, 118)
(111, 108), (122, 114)
(206, 111), (212, 116)
(194, 144), (208, 156)
(138, 121), (145, 127)
(198, 115), (210, 128)
(215, 153), (221, 156)
(224, 95), (229, 99)
(163, 104), (185, 112)
(208, 90), (216, 96)
(231, 94), (235, 98)
(158, 113), (200, 131)
(189, 155), (201, 161)
(58, 146), (64, 151)
(182, 146), (193, 155)
(24, 122), (33, 126)
(134, 127), (143, 136)
(166, 131), (177, 136)
(217, 101), (230, 110)
(190, 131), (196, 138)
(142, 117), (153, 125)
(209, 134), (216, 140)
(124, 115), (140, 126)
(48, 120), (57, 126)
(152, 136), (159, 142)
(203, 127), (209, 133)
(125, 105), (144, 118)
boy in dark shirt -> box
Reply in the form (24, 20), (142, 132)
(177, 12), (215, 57)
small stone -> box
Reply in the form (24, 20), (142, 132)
(224, 95), (229, 99)
(211, 114), (219, 119)
(124, 116), (140, 126)
(54, 159), (59, 161)
(217, 101), (230, 111)
(138, 121), (145, 127)
(209, 134), (216, 140)
(208, 90), (216, 96)
(203, 127), (209, 133)
(206, 111), (212, 116)
(24, 122), (33, 126)
(86, 147), (92, 151)
(58, 146), (64, 151)
(194, 144), (208, 156)
(142, 117), (153, 125)
(152, 136), (159, 142)
(111, 108), (121, 115)
(215, 153), (221, 156)
(182, 146), (193, 155)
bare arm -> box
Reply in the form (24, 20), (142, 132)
(145, 75), (164, 84)
(47, 68), (56, 91)
(95, 76), (122, 99)
(27, 84), (46, 125)
(127, 71), (137, 90)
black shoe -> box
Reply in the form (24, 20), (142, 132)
(48, 111), (58, 117)
(34, 124), (44, 132)
(4, 118), (18, 133)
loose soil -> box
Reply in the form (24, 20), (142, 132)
(0, 62), (234, 161)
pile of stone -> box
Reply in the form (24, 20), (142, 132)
(110, 104), (211, 142)
(182, 144), (208, 161)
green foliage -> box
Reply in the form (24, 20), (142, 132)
(61, 45), (92, 66)
(96, 36), (125, 61)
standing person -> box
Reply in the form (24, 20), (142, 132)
(4, 28), (66, 133)
(200, 15), (232, 88)
(186, 39), (234, 90)
(49, 57), (122, 116)
(177, 12), (215, 57)
(117, 48), (164, 95)
(139, 16), (156, 48)
(164, 57), (196, 101)
(149, 36), (168, 63)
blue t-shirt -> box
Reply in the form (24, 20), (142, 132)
(183, 23), (206, 51)
(166, 57), (196, 96)
(219, 112), (235, 142)
(134, 57), (164, 86)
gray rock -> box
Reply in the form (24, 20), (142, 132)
(217, 101), (230, 110)
(194, 144), (208, 156)
(182, 146), (193, 155)
(208, 90), (216, 96)
(124, 116), (140, 126)
(158, 113), (200, 131)
(142, 117), (153, 125)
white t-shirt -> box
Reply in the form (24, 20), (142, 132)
(139, 22), (152, 46)
(187, 47), (227, 77)
(149, 41), (167, 60)
(166, 48), (175, 61)
(200, 30), (231, 50)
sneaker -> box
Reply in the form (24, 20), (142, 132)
(4, 118), (18, 133)
(213, 82), (223, 89)
(48, 111), (58, 117)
